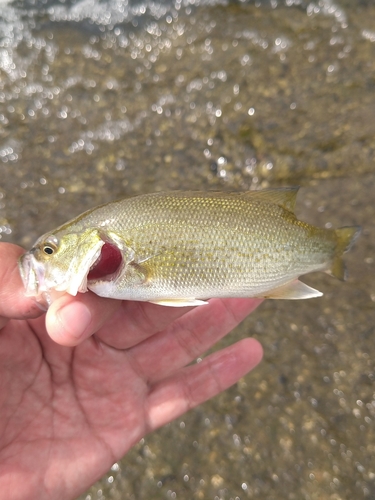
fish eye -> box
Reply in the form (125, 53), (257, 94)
(43, 245), (55, 255)
(41, 235), (59, 256)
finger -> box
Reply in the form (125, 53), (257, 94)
(145, 337), (263, 431)
(127, 298), (262, 382)
(94, 300), (196, 349)
(46, 292), (121, 346)
(0, 317), (8, 330)
(0, 243), (43, 323)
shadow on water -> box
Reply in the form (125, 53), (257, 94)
(1, 0), (375, 498)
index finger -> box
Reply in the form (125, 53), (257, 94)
(0, 243), (44, 321)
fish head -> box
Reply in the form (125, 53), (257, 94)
(18, 228), (105, 306)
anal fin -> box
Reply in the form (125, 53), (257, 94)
(261, 280), (323, 300)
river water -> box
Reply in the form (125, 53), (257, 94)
(1, 1), (375, 499)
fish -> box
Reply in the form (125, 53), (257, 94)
(18, 188), (361, 307)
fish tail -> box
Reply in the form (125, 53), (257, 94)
(330, 226), (361, 281)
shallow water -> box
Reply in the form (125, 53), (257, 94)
(1, 1), (375, 499)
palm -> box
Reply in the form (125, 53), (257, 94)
(0, 244), (263, 500)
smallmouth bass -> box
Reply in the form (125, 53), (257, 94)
(19, 188), (360, 307)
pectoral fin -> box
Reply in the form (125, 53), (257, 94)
(149, 298), (209, 307)
(261, 280), (323, 299)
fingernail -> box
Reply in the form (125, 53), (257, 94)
(57, 302), (92, 340)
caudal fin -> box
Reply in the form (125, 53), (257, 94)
(330, 226), (361, 281)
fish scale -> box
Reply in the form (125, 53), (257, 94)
(18, 188), (360, 307)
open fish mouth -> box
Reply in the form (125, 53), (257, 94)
(18, 250), (82, 307)
(18, 251), (57, 307)
(18, 252), (46, 298)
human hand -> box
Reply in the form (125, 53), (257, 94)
(0, 243), (263, 500)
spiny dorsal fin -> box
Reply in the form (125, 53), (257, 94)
(242, 187), (300, 213)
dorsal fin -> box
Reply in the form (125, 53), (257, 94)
(242, 187), (300, 213)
